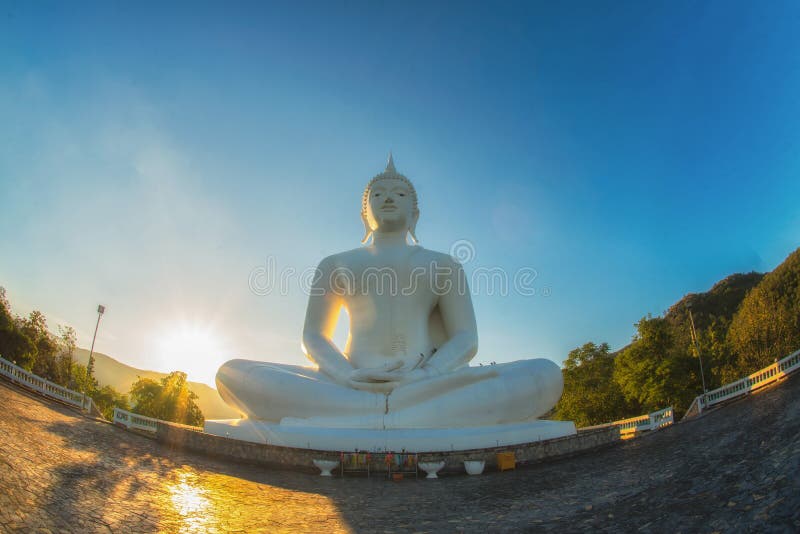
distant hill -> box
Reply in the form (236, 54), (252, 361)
(73, 348), (239, 420)
(601, 247), (798, 419)
(610, 271), (766, 360)
(665, 272), (766, 331)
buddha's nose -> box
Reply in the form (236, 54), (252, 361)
(385, 197), (395, 204)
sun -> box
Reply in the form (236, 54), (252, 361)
(156, 322), (225, 388)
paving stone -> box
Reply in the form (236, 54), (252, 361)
(1, 374), (799, 532)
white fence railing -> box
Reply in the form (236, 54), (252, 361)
(0, 354), (97, 414)
(611, 406), (674, 436)
(686, 348), (800, 417)
(112, 407), (160, 433)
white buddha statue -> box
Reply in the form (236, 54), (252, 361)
(206, 156), (574, 451)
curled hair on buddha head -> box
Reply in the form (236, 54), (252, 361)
(361, 153), (420, 245)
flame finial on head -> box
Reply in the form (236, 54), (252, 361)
(386, 152), (396, 173)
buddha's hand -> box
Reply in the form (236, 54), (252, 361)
(348, 358), (405, 384)
(348, 365), (432, 393)
(391, 367), (432, 386)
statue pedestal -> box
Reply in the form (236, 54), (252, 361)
(203, 418), (576, 452)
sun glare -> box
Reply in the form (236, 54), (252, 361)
(167, 470), (213, 532)
(156, 322), (225, 387)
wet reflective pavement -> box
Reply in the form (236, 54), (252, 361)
(1, 375), (798, 533)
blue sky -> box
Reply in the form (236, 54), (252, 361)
(1, 1), (799, 386)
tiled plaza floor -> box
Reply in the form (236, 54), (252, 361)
(1, 373), (798, 533)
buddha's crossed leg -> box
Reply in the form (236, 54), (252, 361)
(216, 359), (562, 428)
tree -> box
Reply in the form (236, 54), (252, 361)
(70, 361), (98, 395)
(24, 311), (59, 380)
(67, 360), (129, 420)
(613, 316), (701, 416)
(553, 342), (638, 427)
(728, 247), (800, 376)
(57, 325), (77, 388)
(129, 371), (204, 426)
(91, 384), (130, 420)
(663, 273), (763, 389)
(0, 287), (36, 368)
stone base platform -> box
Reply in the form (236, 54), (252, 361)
(203, 418), (577, 452)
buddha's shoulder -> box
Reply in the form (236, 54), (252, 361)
(317, 246), (460, 268)
(317, 247), (370, 268)
(413, 246), (459, 265)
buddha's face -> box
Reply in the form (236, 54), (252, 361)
(365, 177), (416, 233)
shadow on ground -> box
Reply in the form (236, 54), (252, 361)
(1, 373), (799, 532)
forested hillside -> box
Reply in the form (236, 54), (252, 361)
(555, 247), (799, 425)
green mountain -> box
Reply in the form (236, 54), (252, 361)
(558, 246), (799, 425)
(610, 272), (765, 379)
(662, 272), (766, 385)
(665, 272), (766, 330)
(728, 247), (800, 375)
(73, 348), (239, 420)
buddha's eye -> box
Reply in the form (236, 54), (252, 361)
(398, 193), (405, 197)
(373, 193), (381, 197)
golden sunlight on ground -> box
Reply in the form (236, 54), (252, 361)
(156, 322), (225, 387)
(0, 379), (352, 532)
(167, 470), (212, 533)
(156, 465), (350, 533)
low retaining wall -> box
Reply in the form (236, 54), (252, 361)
(412, 426), (620, 473)
(0, 355), (100, 417)
(684, 347), (800, 419)
(156, 421), (620, 474)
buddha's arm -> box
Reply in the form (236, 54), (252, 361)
(423, 260), (479, 374)
(301, 258), (353, 384)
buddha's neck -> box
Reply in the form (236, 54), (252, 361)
(372, 230), (409, 249)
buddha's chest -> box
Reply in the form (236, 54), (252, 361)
(334, 254), (443, 301)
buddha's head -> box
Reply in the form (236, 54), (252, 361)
(361, 154), (419, 244)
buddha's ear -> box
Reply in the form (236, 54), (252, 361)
(361, 212), (373, 244)
(408, 209), (420, 244)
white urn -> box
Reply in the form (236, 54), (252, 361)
(418, 461), (446, 479)
(313, 459), (340, 476)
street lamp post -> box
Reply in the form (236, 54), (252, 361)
(87, 304), (105, 383)
(686, 303), (708, 407)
